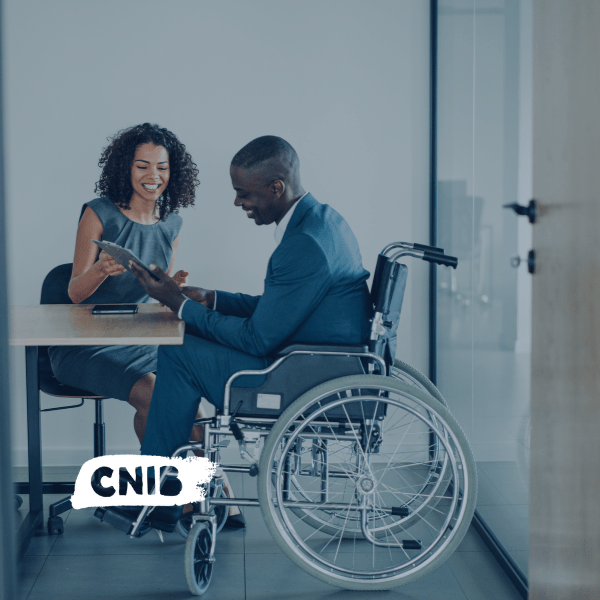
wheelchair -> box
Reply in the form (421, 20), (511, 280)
(98, 241), (477, 595)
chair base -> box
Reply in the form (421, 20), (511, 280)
(46, 398), (107, 535)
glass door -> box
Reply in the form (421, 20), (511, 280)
(435, 0), (532, 582)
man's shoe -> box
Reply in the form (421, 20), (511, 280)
(223, 513), (246, 529)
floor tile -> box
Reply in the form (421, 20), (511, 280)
(448, 551), (524, 600)
(242, 506), (282, 554)
(27, 552), (245, 600)
(245, 550), (468, 600)
(17, 555), (46, 600)
(15, 464), (523, 600)
(476, 467), (508, 507)
(476, 505), (528, 553)
(454, 526), (491, 553)
(49, 506), (244, 556)
(15, 493), (74, 557)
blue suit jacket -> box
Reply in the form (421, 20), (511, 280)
(181, 194), (372, 357)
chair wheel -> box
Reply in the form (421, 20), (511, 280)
(185, 522), (214, 595)
(176, 485), (228, 540)
(47, 516), (64, 535)
(15, 495), (23, 510)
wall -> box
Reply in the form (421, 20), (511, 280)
(4, 0), (431, 466)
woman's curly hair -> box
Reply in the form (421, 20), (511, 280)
(94, 123), (199, 220)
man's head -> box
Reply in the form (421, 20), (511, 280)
(230, 136), (305, 226)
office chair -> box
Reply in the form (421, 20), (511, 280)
(39, 263), (108, 535)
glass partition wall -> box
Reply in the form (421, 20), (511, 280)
(435, 0), (532, 587)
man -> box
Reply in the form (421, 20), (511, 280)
(131, 135), (371, 466)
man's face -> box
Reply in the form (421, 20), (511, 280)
(231, 165), (284, 226)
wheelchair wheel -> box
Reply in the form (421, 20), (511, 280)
(389, 359), (447, 407)
(176, 487), (228, 540)
(257, 375), (477, 590)
(185, 522), (214, 595)
(287, 361), (453, 537)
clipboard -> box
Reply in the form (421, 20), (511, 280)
(92, 240), (160, 281)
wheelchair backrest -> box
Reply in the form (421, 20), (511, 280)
(369, 254), (408, 367)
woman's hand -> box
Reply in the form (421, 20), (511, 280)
(96, 251), (126, 277)
(173, 270), (189, 288)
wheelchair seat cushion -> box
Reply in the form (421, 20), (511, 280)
(277, 343), (369, 355)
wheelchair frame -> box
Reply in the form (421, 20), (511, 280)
(105, 242), (475, 595)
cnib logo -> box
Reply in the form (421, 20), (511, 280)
(70, 455), (216, 509)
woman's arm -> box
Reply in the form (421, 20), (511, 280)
(68, 206), (126, 303)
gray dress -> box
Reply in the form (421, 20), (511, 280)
(49, 197), (183, 401)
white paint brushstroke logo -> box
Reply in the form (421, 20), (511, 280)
(71, 455), (217, 509)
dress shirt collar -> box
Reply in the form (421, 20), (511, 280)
(274, 192), (308, 246)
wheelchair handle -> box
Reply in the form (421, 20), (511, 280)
(382, 241), (445, 256)
(413, 243), (445, 254)
(423, 251), (458, 269)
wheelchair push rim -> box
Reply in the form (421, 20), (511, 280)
(284, 360), (453, 538)
(257, 375), (477, 591)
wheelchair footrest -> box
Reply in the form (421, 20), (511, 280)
(391, 506), (410, 517)
(94, 506), (139, 535)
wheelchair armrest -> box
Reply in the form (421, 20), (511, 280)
(277, 343), (369, 356)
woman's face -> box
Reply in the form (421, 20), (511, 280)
(130, 143), (170, 204)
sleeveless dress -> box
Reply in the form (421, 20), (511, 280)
(48, 197), (183, 401)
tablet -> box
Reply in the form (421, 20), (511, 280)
(93, 240), (160, 281)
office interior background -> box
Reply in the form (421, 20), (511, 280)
(1, 0), (538, 597)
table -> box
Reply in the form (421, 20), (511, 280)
(9, 303), (184, 558)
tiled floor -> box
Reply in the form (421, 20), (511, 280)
(477, 461), (529, 576)
(14, 468), (524, 600)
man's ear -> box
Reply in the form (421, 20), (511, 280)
(271, 180), (285, 198)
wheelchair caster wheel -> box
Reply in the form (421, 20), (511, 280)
(47, 516), (64, 535)
(185, 522), (214, 595)
(176, 488), (228, 540)
(15, 495), (23, 510)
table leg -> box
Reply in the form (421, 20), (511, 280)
(16, 346), (44, 558)
(25, 346), (44, 511)
(25, 346), (43, 513)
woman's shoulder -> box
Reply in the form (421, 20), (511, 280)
(80, 197), (118, 218)
(87, 196), (120, 213)
(79, 198), (124, 233)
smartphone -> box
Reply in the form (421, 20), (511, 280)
(92, 304), (139, 315)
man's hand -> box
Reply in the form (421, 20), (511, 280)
(179, 286), (216, 309)
(129, 262), (186, 314)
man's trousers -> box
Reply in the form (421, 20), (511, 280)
(140, 334), (270, 457)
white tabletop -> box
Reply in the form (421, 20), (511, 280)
(9, 304), (185, 346)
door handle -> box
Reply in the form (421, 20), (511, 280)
(510, 250), (536, 274)
(503, 199), (537, 224)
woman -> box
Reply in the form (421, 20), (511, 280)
(49, 123), (244, 527)
(49, 123), (196, 442)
